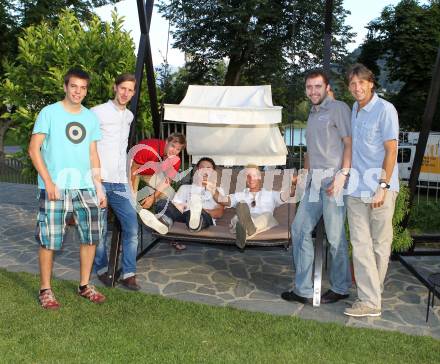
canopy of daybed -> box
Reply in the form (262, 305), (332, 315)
(163, 85), (288, 166)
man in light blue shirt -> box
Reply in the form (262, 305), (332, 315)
(344, 63), (399, 318)
(29, 68), (107, 309)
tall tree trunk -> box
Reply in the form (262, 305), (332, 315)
(0, 119), (13, 166)
(323, 0), (333, 76)
(224, 52), (246, 86)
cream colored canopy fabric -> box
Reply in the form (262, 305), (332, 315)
(163, 85), (287, 166)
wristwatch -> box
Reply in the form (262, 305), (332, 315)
(339, 168), (350, 177)
(379, 180), (390, 190)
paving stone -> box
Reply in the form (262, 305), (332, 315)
(241, 256), (263, 266)
(263, 256), (292, 266)
(173, 273), (211, 285)
(233, 280), (254, 298)
(298, 305), (348, 324)
(380, 310), (405, 324)
(210, 259), (228, 270)
(211, 271), (236, 285)
(390, 273), (422, 285)
(162, 282), (197, 295)
(152, 258), (197, 270)
(196, 287), (217, 295)
(133, 281), (160, 295)
(248, 290), (278, 300)
(229, 263), (249, 279)
(398, 293), (421, 305)
(218, 293), (235, 301)
(175, 254), (205, 264)
(167, 292), (224, 306)
(260, 264), (283, 275)
(397, 304), (439, 326)
(228, 299), (300, 316)
(406, 284), (429, 294)
(190, 266), (211, 274)
(148, 271), (170, 284)
(2, 182), (440, 340)
(214, 284), (232, 293)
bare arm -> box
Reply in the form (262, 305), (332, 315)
(28, 133), (59, 200)
(381, 140), (398, 182)
(303, 153), (310, 170)
(341, 136), (352, 170)
(130, 161), (140, 193)
(90, 141), (106, 208)
(211, 186), (231, 207)
(131, 161), (171, 208)
(371, 139), (397, 208)
(280, 174), (296, 202)
(327, 136), (352, 196)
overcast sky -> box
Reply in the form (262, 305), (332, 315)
(95, 0), (425, 68)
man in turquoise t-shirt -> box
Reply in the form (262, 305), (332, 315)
(29, 68), (107, 310)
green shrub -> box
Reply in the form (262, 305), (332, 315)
(391, 183), (413, 252)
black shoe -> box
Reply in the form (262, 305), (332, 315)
(97, 272), (113, 287)
(281, 290), (312, 304)
(236, 202), (257, 236)
(320, 289), (349, 304)
(120, 276), (141, 291)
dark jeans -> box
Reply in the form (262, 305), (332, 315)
(155, 199), (213, 232)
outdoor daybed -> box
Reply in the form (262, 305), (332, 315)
(148, 85), (295, 248)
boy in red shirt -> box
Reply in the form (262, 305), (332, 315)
(130, 133), (186, 209)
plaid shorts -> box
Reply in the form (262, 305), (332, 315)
(35, 189), (104, 250)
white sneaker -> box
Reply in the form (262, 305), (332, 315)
(344, 302), (381, 317)
(138, 209), (168, 235)
(189, 193), (203, 230)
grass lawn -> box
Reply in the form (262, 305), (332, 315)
(1, 269), (439, 363)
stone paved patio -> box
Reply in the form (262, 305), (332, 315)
(1, 182), (439, 339)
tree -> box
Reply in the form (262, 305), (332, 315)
(0, 0), (117, 163)
(0, 10), (147, 171)
(358, 0), (440, 130)
(157, 0), (354, 86)
(18, 0), (116, 27)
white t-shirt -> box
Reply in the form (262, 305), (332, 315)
(92, 100), (133, 184)
(172, 184), (222, 212)
(229, 188), (283, 214)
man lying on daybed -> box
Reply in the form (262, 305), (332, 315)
(139, 157), (224, 241)
(208, 165), (294, 249)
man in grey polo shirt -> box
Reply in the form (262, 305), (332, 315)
(344, 63), (399, 317)
(281, 69), (352, 305)
(92, 73), (141, 291)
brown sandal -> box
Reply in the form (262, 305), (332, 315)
(171, 241), (186, 251)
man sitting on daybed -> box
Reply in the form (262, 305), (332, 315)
(209, 165), (294, 249)
(139, 157), (224, 239)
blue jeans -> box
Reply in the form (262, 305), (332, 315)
(94, 183), (139, 278)
(292, 185), (351, 298)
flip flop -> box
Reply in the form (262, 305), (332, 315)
(171, 241), (186, 251)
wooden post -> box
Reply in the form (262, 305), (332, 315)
(406, 46), (440, 220)
(108, 0), (161, 286)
